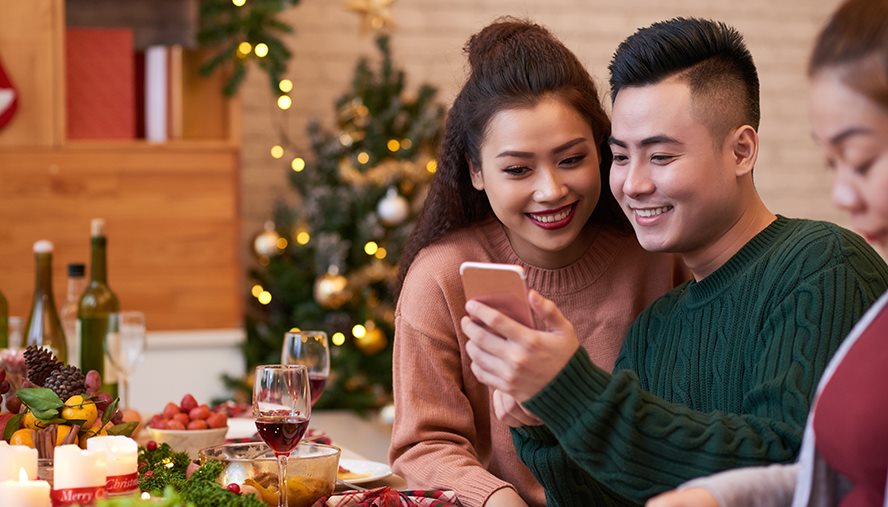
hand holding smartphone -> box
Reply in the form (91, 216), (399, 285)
(460, 261), (534, 328)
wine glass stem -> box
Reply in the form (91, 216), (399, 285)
(278, 454), (288, 507)
(121, 376), (130, 410)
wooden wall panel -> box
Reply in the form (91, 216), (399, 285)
(0, 0), (65, 147)
(0, 146), (242, 330)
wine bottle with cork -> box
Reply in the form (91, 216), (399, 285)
(60, 263), (86, 367)
(24, 240), (68, 361)
(77, 219), (119, 397)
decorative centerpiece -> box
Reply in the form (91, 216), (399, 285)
(1, 346), (136, 458)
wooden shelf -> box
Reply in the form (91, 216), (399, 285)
(0, 0), (242, 331)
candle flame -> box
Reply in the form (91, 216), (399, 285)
(18, 467), (28, 482)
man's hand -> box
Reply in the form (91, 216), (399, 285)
(484, 487), (529, 507)
(492, 389), (542, 427)
(461, 290), (579, 402)
(646, 488), (719, 507)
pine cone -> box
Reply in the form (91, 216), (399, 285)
(24, 344), (59, 386)
(43, 364), (85, 402)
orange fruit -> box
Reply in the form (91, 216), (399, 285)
(61, 395), (98, 429)
(10, 428), (36, 448)
(23, 411), (49, 430)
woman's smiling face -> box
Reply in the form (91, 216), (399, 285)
(470, 96), (602, 268)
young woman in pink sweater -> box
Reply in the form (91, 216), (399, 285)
(389, 19), (686, 507)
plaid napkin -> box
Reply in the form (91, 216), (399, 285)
(311, 487), (462, 506)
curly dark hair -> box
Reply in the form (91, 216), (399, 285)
(397, 17), (628, 290)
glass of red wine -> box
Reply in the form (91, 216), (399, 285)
(253, 364), (311, 507)
(281, 330), (330, 406)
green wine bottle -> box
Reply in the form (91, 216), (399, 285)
(78, 219), (119, 397)
(24, 240), (68, 361)
(0, 288), (8, 349)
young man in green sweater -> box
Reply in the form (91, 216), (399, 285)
(460, 17), (888, 507)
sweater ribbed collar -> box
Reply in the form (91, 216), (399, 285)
(478, 217), (625, 296)
(682, 215), (792, 306)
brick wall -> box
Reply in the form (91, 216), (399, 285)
(239, 0), (844, 257)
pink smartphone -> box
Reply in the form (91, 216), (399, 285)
(459, 261), (534, 328)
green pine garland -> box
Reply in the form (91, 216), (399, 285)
(197, 0), (301, 96)
(103, 442), (265, 507)
(240, 34), (445, 411)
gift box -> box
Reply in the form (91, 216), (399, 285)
(65, 28), (135, 139)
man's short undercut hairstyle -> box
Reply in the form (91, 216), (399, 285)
(608, 17), (761, 141)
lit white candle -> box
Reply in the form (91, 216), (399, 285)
(0, 468), (51, 507)
(52, 444), (107, 490)
(87, 436), (139, 494)
(0, 444), (38, 481)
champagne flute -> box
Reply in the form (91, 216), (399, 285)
(281, 330), (330, 406)
(105, 311), (146, 409)
(253, 364), (311, 507)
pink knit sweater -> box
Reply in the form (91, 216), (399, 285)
(390, 218), (687, 507)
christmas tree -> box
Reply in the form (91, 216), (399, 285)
(240, 34), (445, 411)
(197, 0), (301, 96)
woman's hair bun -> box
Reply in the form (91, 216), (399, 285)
(464, 17), (552, 72)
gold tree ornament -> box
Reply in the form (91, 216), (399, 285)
(345, 0), (397, 33)
(253, 221), (282, 257)
(355, 322), (387, 355)
(314, 266), (351, 309)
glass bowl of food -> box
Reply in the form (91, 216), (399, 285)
(198, 441), (340, 507)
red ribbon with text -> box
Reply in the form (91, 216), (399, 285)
(52, 485), (106, 506)
(106, 472), (140, 494)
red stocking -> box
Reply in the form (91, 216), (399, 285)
(0, 54), (19, 130)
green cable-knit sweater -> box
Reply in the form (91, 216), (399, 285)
(512, 216), (888, 506)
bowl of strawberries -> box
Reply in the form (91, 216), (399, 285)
(146, 394), (228, 458)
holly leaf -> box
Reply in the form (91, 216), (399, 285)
(3, 413), (23, 441)
(16, 388), (64, 413)
(107, 421), (138, 436)
(36, 416), (68, 425)
(101, 398), (120, 426)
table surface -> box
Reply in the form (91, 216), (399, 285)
(312, 410), (406, 490)
(310, 410), (392, 463)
